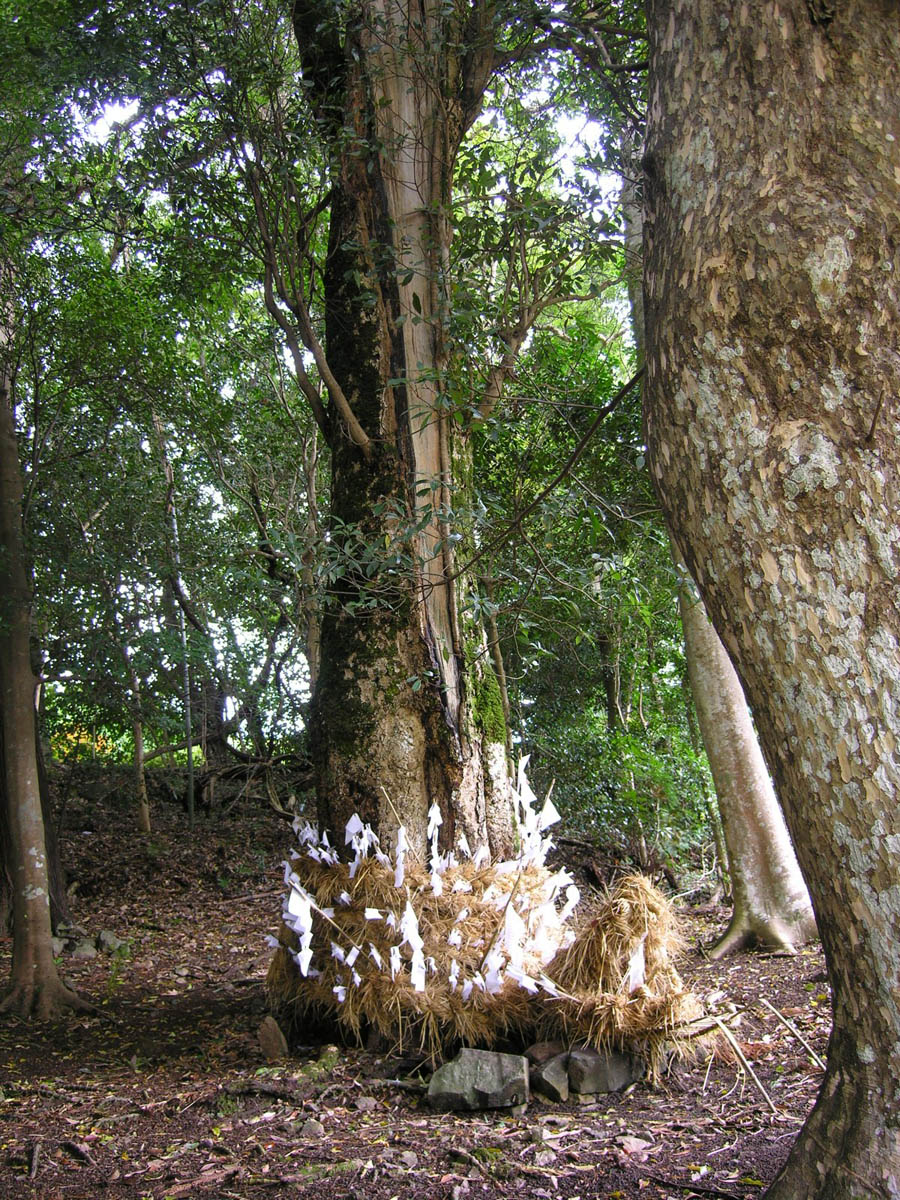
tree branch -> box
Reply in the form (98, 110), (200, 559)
(450, 367), (645, 582)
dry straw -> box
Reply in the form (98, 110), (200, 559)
(266, 783), (703, 1068)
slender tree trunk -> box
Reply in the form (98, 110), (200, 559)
(301, 429), (321, 692)
(294, 0), (513, 858)
(644, 3), (900, 1193)
(678, 566), (816, 956)
(132, 716), (151, 835)
(33, 723), (70, 930)
(596, 633), (620, 731)
(0, 267), (87, 1017)
(152, 415), (195, 829)
(481, 575), (513, 763)
(120, 653), (151, 834)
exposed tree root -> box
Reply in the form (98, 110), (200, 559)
(0, 978), (96, 1021)
(707, 911), (816, 960)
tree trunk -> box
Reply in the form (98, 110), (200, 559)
(2, 719), (71, 935)
(678, 566), (817, 956)
(623, 135), (813, 950)
(33, 721), (70, 931)
(132, 716), (151, 835)
(481, 575), (513, 763)
(295, 0), (513, 858)
(301, 429), (322, 692)
(644, 2), (900, 1193)
(0, 266), (87, 1017)
(120, 654), (152, 834)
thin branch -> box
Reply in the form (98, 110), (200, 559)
(167, 573), (209, 636)
(450, 367), (644, 582)
(711, 1015), (778, 1115)
(760, 997), (827, 1071)
(245, 164), (372, 457)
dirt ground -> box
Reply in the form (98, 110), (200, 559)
(0, 786), (829, 1200)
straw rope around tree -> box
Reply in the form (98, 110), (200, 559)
(266, 764), (704, 1067)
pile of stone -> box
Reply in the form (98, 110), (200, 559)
(427, 1042), (643, 1112)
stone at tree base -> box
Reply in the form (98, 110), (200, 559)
(96, 930), (125, 953)
(524, 1040), (566, 1066)
(257, 1015), (290, 1062)
(566, 1047), (641, 1094)
(530, 1053), (569, 1103)
(70, 938), (98, 960)
(427, 1048), (529, 1111)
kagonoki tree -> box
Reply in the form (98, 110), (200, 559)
(644, 1), (900, 1194)
(202, 0), (633, 854)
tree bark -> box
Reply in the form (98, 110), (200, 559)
(2, 718), (71, 935)
(294, 0), (514, 858)
(622, 131), (813, 950)
(678, 566), (817, 956)
(644, 2), (900, 1194)
(0, 261), (88, 1018)
(132, 715), (151, 835)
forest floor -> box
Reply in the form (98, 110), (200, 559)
(0, 780), (829, 1200)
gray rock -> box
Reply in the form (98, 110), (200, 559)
(355, 1095), (378, 1112)
(427, 1048), (529, 1112)
(524, 1040), (566, 1067)
(530, 1053), (569, 1103)
(257, 1015), (289, 1062)
(56, 922), (89, 939)
(70, 939), (98, 960)
(566, 1047), (641, 1094)
(51, 937), (67, 958)
(298, 1118), (325, 1139)
(96, 930), (125, 953)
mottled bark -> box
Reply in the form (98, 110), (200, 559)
(678, 569), (817, 956)
(2, 721), (70, 935)
(644, 2), (900, 1194)
(622, 140), (812, 950)
(297, 0), (514, 858)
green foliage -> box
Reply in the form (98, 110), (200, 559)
(1, 0), (714, 863)
(471, 285), (712, 865)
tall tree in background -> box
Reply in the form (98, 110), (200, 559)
(0, 0), (103, 1016)
(644, 2), (900, 1193)
(0, 244), (86, 1018)
(676, 569), (817, 957)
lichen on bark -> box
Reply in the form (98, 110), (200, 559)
(644, 2), (900, 1194)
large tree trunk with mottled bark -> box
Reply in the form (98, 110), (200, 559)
(292, 0), (513, 858)
(678, 568), (817, 957)
(644, 2), (900, 1194)
(1, 722), (71, 935)
(622, 144), (814, 953)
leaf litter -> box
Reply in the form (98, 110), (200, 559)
(0, 783), (829, 1200)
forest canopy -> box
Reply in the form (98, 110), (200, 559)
(2, 0), (711, 862)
